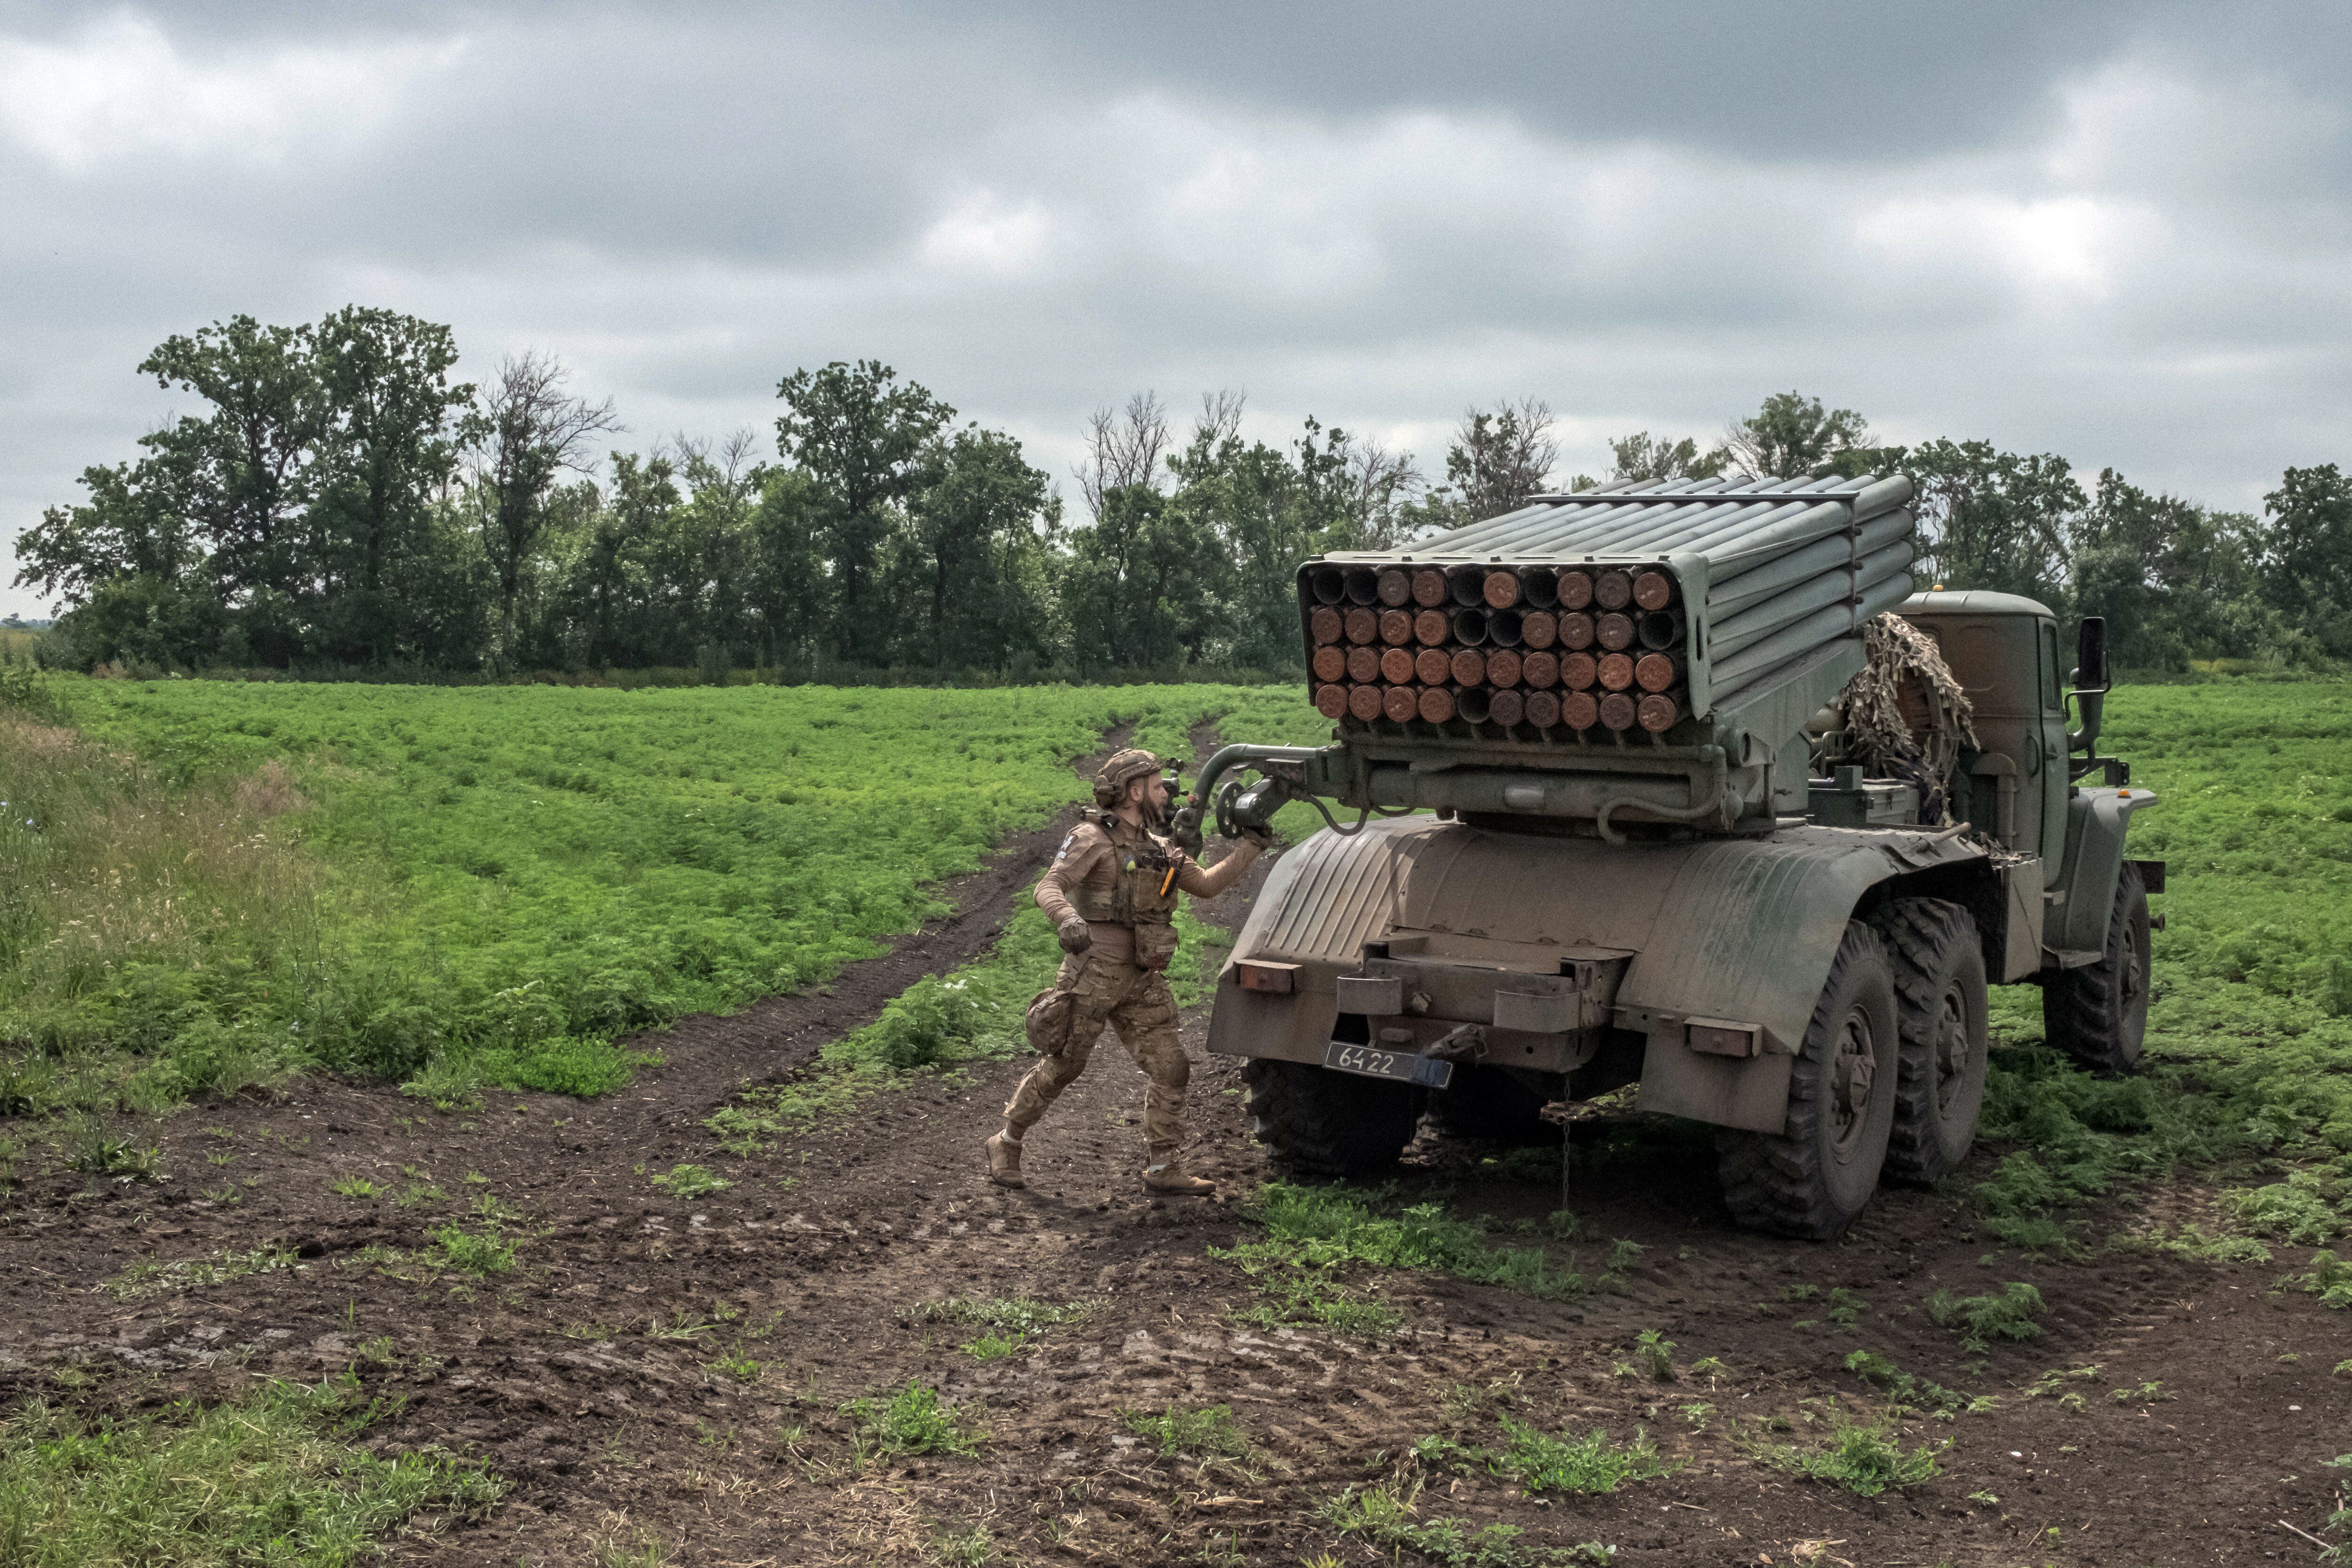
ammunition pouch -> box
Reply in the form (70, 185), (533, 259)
(1132, 921), (1179, 972)
(1024, 987), (1076, 1057)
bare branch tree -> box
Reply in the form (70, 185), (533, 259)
(1445, 397), (1559, 520)
(1195, 388), (1246, 451)
(469, 350), (620, 664)
(1076, 390), (1171, 521)
(1344, 435), (1426, 548)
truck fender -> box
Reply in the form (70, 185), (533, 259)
(2044, 788), (2160, 961)
(1621, 829), (1980, 1133)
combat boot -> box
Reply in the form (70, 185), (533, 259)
(1142, 1156), (1213, 1196)
(984, 1131), (1025, 1189)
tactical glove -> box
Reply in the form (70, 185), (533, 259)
(1056, 917), (1093, 954)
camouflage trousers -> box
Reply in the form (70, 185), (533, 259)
(1004, 949), (1189, 1156)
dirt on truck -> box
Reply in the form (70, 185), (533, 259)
(1185, 473), (2159, 1239)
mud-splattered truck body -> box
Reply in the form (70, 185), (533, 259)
(1175, 475), (2160, 1237)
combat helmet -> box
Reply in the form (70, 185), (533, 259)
(1092, 748), (1173, 810)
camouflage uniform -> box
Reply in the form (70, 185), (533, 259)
(991, 750), (1262, 1191)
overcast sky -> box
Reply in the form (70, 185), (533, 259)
(4, 2), (2349, 618)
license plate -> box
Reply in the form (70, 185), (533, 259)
(1323, 1040), (1452, 1090)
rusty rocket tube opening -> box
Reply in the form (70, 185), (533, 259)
(1556, 569), (1594, 610)
(1484, 647), (1523, 687)
(1637, 691), (1684, 732)
(1562, 690), (1600, 731)
(1411, 568), (1448, 608)
(1594, 569), (1634, 611)
(1599, 691), (1638, 731)
(1488, 688), (1525, 728)
(1524, 689), (1562, 729)
(1518, 609), (1557, 650)
(1310, 606), (1344, 645)
(1379, 608), (1415, 645)
(1633, 568), (1678, 611)
(1382, 684), (1419, 723)
(1376, 566), (1413, 606)
(1417, 685), (1456, 724)
(1482, 570), (1521, 609)
(1520, 649), (1560, 688)
(1312, 646), (1347, 683)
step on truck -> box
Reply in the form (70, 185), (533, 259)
(1172, 474), (2162, 1238)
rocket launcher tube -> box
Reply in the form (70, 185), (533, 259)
(1707, 539), (1915, 663)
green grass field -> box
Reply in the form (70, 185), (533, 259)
(2, 669), (2349, 1243)
(0, 676), (1331, 1114)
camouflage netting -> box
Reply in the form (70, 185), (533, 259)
(1836, 612), (1979, 826)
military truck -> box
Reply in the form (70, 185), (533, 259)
(1172, 475), (2161, 1238)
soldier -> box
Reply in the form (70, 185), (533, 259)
(984, 748), (1268, 1195)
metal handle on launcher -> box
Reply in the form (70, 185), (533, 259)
(1170, 744), (1325, 856)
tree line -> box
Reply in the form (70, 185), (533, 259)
(17, 309), (2352, 678)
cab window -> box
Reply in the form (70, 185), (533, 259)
(2041, 621), (2063, 711)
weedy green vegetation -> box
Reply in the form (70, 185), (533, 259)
(1929, 1283), (2047, 1351)
(103, 1244), (301, 1300)
(1978, 680), (2352, 1232)
(840, 1381), (986, 1458)
(1321, 1478), (1617, 1566)
(905, 1296), (1101, 1359)
(1230, 1182), (1585, 1300)
(0, 674), (1324, 1122)
(1751, 1413), (1944, 1497)
(1414, 1419), (1671, 1496)
(1121, 1403), (1252, 1460)
(1843, 1350), (1994, 1419)
(0, 1377), (504, 1565)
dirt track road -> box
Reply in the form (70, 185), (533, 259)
(2, 735), (2345, 1566)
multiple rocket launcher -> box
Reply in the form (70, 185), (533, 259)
(1297, 474), (1921, 745)
(1307, 562), (1691, 735)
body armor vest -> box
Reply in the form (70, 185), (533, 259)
(1071, 812), (1180, 927)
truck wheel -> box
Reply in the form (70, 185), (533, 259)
(2042, 860), (2150, 1074)
(1871, 898), (1988, 1185)
(1715, 920), (1899, 1239)
(1243, 1059), (1422, 1178)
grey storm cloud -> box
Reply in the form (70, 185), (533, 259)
(3, 1), (2350, 616)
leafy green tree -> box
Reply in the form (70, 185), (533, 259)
(307, 308), (476, 660)
(774, 361), (954, 662)
(2263, 465), (2352, 657)
(745, 468), (826, 672)
(1407, 398), (1561, 531)
(902, 425), (1052, 669)
(1606, 430), (1727, 485)
(1901, 438), (2082, 608)
(1063, 484), (1227, 670)
(1722, 391), (1871, 480)
(136, 315), (327, 604)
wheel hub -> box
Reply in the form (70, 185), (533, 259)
(1933, 986), (1968, 1114)
(1828, 1008), (1876, 1162)
(2121, 923), (2145, 1014)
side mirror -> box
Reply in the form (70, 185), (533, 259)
(2074, 616), (2108, 694)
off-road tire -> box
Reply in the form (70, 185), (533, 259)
(1870, 898), (1989, 1185)
(2042, 860), (2150, 1074)
(1715, 920), (1899, 1239)
(1425, 1065), (1553, 1146)
(1243, 1058), (1423, 1178)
